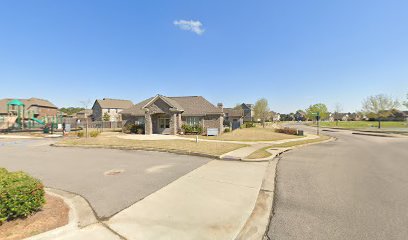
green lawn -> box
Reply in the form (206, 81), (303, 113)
(310, 121), (408, 129)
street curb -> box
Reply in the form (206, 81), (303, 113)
(319, 126), (408, 136)
(51, 143), (222, 160)
(351, 132), (399, 138)
(234, 136), (336, 240)
(28, 188), (99, 240)
(235, 159), (277, 240)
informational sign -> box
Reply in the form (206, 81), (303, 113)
(207, 128), (219, 136)
(65, 124), (71, 133)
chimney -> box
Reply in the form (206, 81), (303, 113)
(217, 103), (224, 112)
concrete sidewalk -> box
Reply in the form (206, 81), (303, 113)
(106, 160), (268, 240)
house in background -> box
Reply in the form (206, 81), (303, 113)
(92, 98), (133, 122)
(121, 95), (224, 135)
(240, 103), (254, 122)
(75, 109), (93, 120)
(0, 98), (58, 118)
(223, 107), (243, 130)
(270, 111), (281, 122)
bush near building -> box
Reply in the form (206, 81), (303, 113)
(0, 168), (45, 223)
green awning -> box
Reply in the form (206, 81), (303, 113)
(7, 99), (25, 106)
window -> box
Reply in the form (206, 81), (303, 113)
(159, 118), (170, 129)
(135, 117), (145, 125)
(186, 117), (201, 126)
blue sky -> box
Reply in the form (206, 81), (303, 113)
(0, 0), (407, 113)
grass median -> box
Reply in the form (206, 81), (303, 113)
(309, 121), (408, 129)
(246, 135), (332, 159)
(56, 136), (247, 158)
(184, 127), (301, 142)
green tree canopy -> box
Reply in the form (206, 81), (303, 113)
(103, 112), (111, 121)
(362, 94), (399, 122)
(306, 103), (329, 120)
(59, 107), (85, 115)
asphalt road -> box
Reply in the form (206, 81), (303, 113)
(0, 139), (211, 219)
(267, 125), (408, 239)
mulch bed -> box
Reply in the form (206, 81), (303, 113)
(0, 194), (69, 240)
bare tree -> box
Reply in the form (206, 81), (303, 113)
(404, 94), (408, 109)
(80, 99), (92, 137)
(254, 98), (270, 128)
(362, 94), (399, 128)
(333, 103), (343, 122)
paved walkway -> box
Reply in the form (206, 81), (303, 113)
(106, 160), (267, 240)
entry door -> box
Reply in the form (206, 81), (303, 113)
(158, 118), (170, 134)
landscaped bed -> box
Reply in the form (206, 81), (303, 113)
(184, 127), (302, 142)
(56, 136), (247, 158)
(0, 194), (69, 240)
(0, 168), (69, 240)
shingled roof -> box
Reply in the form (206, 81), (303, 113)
(223, 108), (244, 118)
(93, 98), (133, 109)
(0, 98), (57, 114)
(121, 95), (223, 116)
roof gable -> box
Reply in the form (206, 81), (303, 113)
(121, 95), (222, 116)
(94, 98), (133, 109)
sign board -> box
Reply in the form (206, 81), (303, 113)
(65, 124), (71, 133)
(207, 128), (219, 136)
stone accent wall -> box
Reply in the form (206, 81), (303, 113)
(177, 113), (182, 132)
(203, 115), (223, 134)
(144, 111), (152, 135)
(169, 113), (177, 135)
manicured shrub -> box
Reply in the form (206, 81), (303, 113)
(0, 168), (45, 223)
(77, 131), (84, 138)
(244, 122), (256, 128)
(123, 123), (144, 134)
(224, 128), (231, 133)
(182, 124), (203, 135)
(275, 127), (298, 135)
(90, 130), (100, 137)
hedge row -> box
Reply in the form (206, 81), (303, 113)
(275, 127), (298, 135)
(0, 168), (45, 223)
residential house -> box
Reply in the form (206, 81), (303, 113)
(75, 109), (93, 119)
(92, 98), (133, 121)
(223, 107), (243, 130)
(121, 95), (224, 135)
(270, 111), (281, 122)
(0, 98), (58, 118)
(240, 103), (254, 122)
(403, 111), (408, 121)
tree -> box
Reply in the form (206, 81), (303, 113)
(59, 107), (85, 116)
(362, 94), (399, 128)
(333, 103), (343, 121)
(103, 112), (111, 122)
(306, 103), (329, 121)
(233, 103), (242, 110)
(404, 94), (408, 109)
(254, 98), (270, 127)
(294, 110), (306, 121)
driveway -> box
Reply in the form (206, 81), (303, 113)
(267, 125), (408, 239)
(0, 138), (211, 219)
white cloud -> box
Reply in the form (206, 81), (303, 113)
(173, 20), (205, 35)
